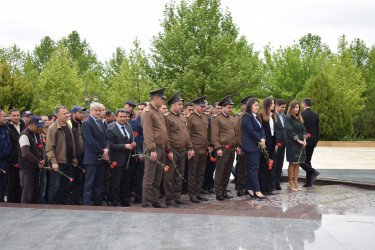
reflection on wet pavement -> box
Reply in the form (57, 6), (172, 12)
(1, 184), (374, 249)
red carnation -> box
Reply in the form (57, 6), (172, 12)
(15, 164), (19, 168)
(206, 153), (208, 156)
(225, 145), (230, 150)
(277, 143), (281, 147)
(132, 132), (138, 137)
(1, 170), (6, 174)
(113, 162), (117, 166)
(83, 170), (86, 174)
(210, 157), (216, 162)
(268, 159), (274, 167)
(131, 118), (134, 121)
(164, 165), (169, 172)
(39, 144), (43, 148)
(307, 133), (311, 138)
(108, 175), (112, 178)
(268, 166), (272, 170)
(70, 178), (74, 182)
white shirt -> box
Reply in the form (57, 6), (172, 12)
(269, 113), (274, 136)
(19, 134), (38, 147)
(253, 113), (261, 128)
(12, 122), (20, 134)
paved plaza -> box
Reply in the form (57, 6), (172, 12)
(1, 146), (375, 249)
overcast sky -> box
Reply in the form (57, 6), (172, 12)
(1, 0), (375, 62)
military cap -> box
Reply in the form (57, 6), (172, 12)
(241, 95), (255, 105)
(218, 95), (234, 107)
(125, 100), (137, 107)
(167, 92), (184, 105)
(192, 96), (208, 107)
(149, 87), (166, 99)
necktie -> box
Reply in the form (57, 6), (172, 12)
(121, 126), (128, 140)
(96, 119), (102, 131)
(279, 114), (284, 128)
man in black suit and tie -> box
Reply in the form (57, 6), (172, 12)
(273, 99), (287, 190)
(81, 102), (109, 206)
(301, 98), (320, 187)
(106, 109), (136, 206)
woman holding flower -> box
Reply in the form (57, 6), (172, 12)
(284, 101), (308, 191)
(241, 98), (267, 200)
(259, 97), (278, 195)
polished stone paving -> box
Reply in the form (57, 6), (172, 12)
(1, 184), (375, 249)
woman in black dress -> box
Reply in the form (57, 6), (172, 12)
(259, 97), (278, 195)
(284, 101), (307, 191)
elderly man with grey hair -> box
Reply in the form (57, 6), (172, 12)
(81, 102), (109, 206)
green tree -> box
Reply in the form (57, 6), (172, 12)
(106, 39), (154, 110)
(32, 36), (57, 73)
(34, 44), (84, 114)
(0, 62), (33, 113)
(151, 0), (262, 103)
(324, 35), (366, 123)
(298, 72), (352, 140)
(0, 44), (25, 75)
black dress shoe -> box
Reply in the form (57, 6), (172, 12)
(223, 193), (233, 199)
(237, 191), (246, 197)
(303, 182), (312, 187)
(159, 193), (165, 199)
(276, 183), (282, 190)
(122, 202), (133, 207)
(267, 192), (275, 195)
(255, 193), (268, 200)
(208, 188), (215, 194)
(175, 199), (190, 205)
(197, 196), (209, 201)
(107, 201), (114, 206)
(113, 202), (122, 207)
(142, 204), (152, 208)
(200, 189), (210, 195)
(166, 200), (179, 208)
(311, 171), (320, 184)
(134, 198), (143, 204)
(216, 195), (225, 201)
(152, 203), (167, 208)
(190, 197), (200, 203)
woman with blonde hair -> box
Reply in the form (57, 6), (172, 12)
(284, 101), (307, 191)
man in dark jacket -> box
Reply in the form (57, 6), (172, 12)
(273, 99), (286, 190)
(18, 115), (45, 203)
(81, 102), (109, 206)
(7, 109), (26, 203)
(301, 98), (320, 187)
(69, 106), (86, 204)
(129, 102), (146, 204)
(107, 109), (136, 206)
(0, 109), (11, 202)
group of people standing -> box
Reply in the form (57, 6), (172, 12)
(0, 87), (320, 208)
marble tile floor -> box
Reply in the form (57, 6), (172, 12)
(1, 184), (375, 249)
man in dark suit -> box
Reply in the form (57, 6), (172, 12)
(7, 109), (26, 203)
(273, 99), (286, 190)
(301, 98), (320, 187)
(107, 109), (136, 206)
(81, 102), (109, 206)
(129, 102), (147, 204)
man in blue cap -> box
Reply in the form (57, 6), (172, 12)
(18, 115), (46, 203)
(69, 105), (86, 204)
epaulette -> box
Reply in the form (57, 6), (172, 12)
(144, 107), (150, 112)
(186, 113), (191, 118)
(213, 114), (218, 118)
(164, 112), (169, 116)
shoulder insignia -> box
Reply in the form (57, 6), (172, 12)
(145, 107), (150, 112)
(213, 114), (218, 117)
(164, 112), (169, 116)
(186, 113), (191, 118)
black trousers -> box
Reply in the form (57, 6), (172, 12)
(258, 137), (275, 194)
(273, 144), (285, 188)
(71, 161), (84, 202)
(202, 153), (215, 191)
(134, 158), (144, 200)
(300, 145), (316, 180)
(7, 164), (21, 203)
(181, 154), (189, 194)
(19, 168), (40, 204)
(49, 163), (72, 205)
(108, 163), (132, 205)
